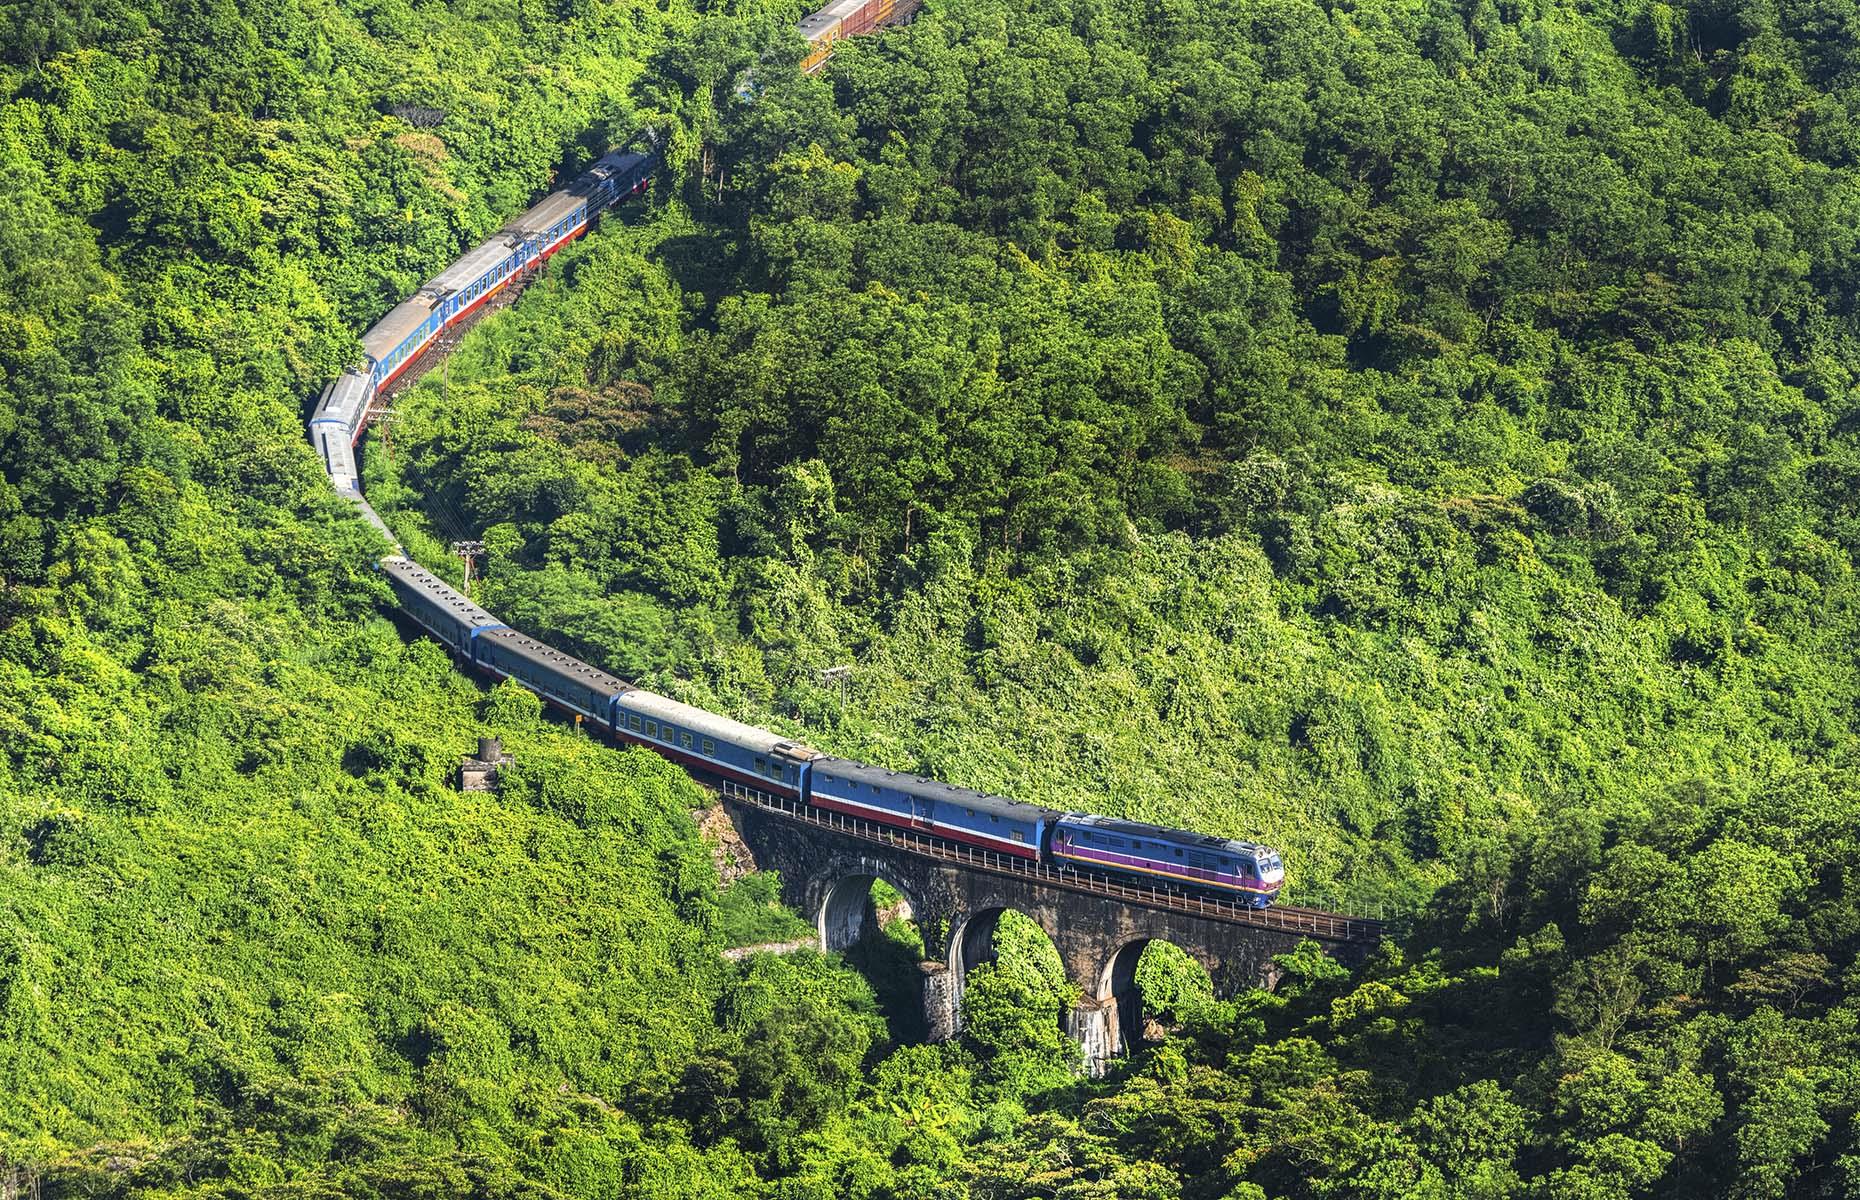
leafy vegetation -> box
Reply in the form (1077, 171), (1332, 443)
(719, 868), (817, 946)
(0, 0), (886, 1190)
(389, 0), (1860, 919)
(388, 0), (1860, 1191)
(7, 0), (1860, 1192)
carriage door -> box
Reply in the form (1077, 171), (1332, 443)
(908, 790), (934, 831)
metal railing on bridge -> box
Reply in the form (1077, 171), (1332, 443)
(719, 781), (1387, 945)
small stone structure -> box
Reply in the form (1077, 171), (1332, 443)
(459, 736), (514, 792)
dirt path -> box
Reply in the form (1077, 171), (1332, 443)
(721, 938), (815, 961)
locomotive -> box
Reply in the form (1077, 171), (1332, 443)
(307, 48), (1288, 912)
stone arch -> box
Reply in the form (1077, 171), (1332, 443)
(947, 906), (1007, 976)
(1099, 938), (1149, 1057)
(940, 904), (1067, 1037)
(1091, 936), (1220, 1061)
(815, 866), (923, 953)
(946, 904), (1065, 976)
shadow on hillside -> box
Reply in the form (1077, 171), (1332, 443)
(841, 928), (931, 1049)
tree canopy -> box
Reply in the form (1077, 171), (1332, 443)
(7, 0), (1860, 1192)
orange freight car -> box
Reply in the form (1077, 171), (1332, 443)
(797, 0), (923, 73)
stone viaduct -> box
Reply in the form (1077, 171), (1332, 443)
(721, 787), (1384, 1073)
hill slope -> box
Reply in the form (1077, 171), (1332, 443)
(8, 0), (1860, 1194)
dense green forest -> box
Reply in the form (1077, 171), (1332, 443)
(7, 0), (1860, 1193)
(385, 0), (1860, 915)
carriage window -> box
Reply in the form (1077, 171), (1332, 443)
(681, 732), (693, 749)
(628, 714), (642, 731)
(701, 738), (715, 755)
(1174, 848), (1183, 857)
(1011, 831), (1025, 842)
(645, 721), (657, 737)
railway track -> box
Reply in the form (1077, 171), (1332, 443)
(719, 781), (1388, 945)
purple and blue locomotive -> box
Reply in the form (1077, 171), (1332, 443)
(1050, 815), (1284, 904)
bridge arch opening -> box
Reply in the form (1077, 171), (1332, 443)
(817, 871), (919, 953)
(1097, 938), (1217, 1059)
(948, 906), (1006, 976)
(947, 906), (1063, 978)
(816, 871), (931, 1042)
(947, 907), (1077, 1067)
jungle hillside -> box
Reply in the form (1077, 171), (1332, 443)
(5, 0), (1860, 1195)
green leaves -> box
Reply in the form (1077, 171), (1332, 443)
(8, 0), (1860, 1188)
(960, 912), (1082, 1101)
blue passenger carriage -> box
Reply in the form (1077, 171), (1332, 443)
(806, 760), (1056, 860)
(609, 690), (817, 799)
(361, 290), (447, 391)
(378, 556), (503, 656)
(471, 628), (630, 725)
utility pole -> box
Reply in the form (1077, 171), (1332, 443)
(818, 664), (853, 709)
(362, 393), (398, 462)
(451, 539), (484, 597)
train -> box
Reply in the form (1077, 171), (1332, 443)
(382, 558), (1286, 904)
(306, 32), (1288, 911)
(798, 0), (925, 72)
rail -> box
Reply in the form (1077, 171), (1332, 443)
(718, 781), (1388, 945)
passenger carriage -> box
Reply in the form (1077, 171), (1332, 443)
(806, 760), (1055, 860)
(608, 689), (817, 799)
